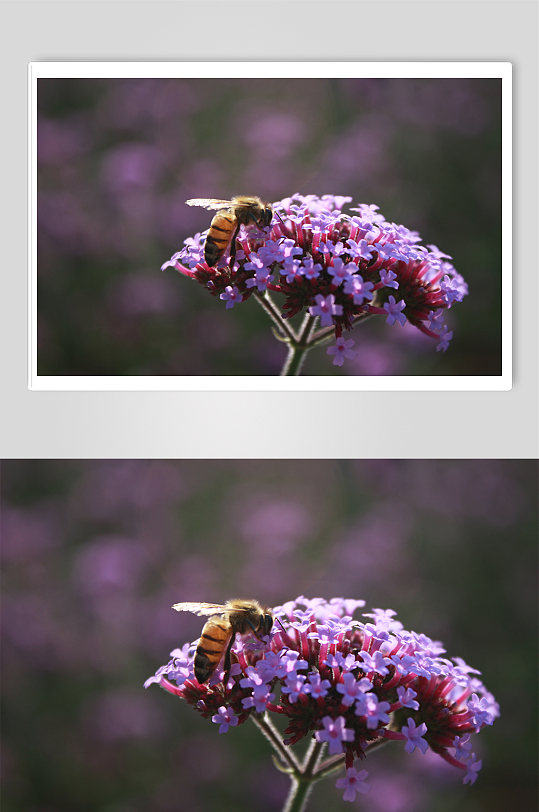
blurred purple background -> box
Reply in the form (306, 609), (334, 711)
(2, 460), (536, 811)
(37, 77), (502, 376)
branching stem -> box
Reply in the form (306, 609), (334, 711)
(280, 314), (318, 376)
(252, 719), (393, 812)
(250, 714), (301, 773)
(254, 291), (298, 343)
(253, 297), (374, 374)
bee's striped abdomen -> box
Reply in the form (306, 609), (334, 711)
(204, 210), (236, 266)
(194, 616), (232, 683)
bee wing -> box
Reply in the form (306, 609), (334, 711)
(185, 198), (233, 211)
(172, 601), (229, 617)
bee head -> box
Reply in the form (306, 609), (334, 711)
(261, 205), (273, 227)
(261, 613), (274, 636)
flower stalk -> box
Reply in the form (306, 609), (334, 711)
(280, 314), (318, 376)
(283, 740), (325, 812)
(251, 713), (301, 774)
(254, 291), (298, 345)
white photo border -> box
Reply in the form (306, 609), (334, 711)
(28, 61), (512, 392)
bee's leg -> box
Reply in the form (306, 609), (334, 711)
(228, 222), (241, 270)
(223, 633), (236, 683)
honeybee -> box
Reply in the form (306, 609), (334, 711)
(185, 196), (273, 268)
(172, 599), (273, 684)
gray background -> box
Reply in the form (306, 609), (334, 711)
(1, 0), (537, 458)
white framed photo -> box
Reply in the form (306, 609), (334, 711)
(29, 61), (512, 391)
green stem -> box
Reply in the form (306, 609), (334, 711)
(256, 290), (375, 374)
(308, 312), (374, 348)
(283, 741), (325, 812)
(254, 291), (298, 343)
(314, 736), (391, 780)
(250, 714), (301, 773)
(283, 776), (315, 812)
(280, 314), (318, 376)
(251, 718), (392, 812)
(312, 755), (347, 780)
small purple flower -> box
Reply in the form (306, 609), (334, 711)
(383, 295), (407, 326)
(427, 308), (445, 332)
(246, 268), (273, 292)
(452, 657), (481, 677)
(427, 244), (453, 261)
(380, 268), (399, 289)
(327, 240), (348, 258)
(323, 194), (353, 209)
(211, 706), (239, 734)
(243, 254), (267, 272)
(301, 256), (323, 279)
(468, 693), (495, 730)
(436, 328), (454, 352)
(284, 258), (303, 283)
(257, 240), (285, 264)
(396, 686), (420, 710)
(358, 649), (390, 676)
(401, 718), (429, 754)
(463, 759), (482, 785)
(346, 238), (374, 261)
(336, 672), (370, 707)
(160, 250), (185, 273)
(241, 684), (273, 713)
(220, 285), (243, 309)
(282, 650), (309, 675)
(282, 673), (309, 703)
(329, 597), (366, 615)
(326, 652), (361, 671)
(336, 767), (370, 802)
(239, 666), (267, 691)
(327, 258), (355, 287)
(374, 241), (404, 262)
(356, 693), (391, 729)
(281, 238), (303, 260)
(453, 733), (473, 761)
(255, 651), (289, 682)
(327, 337), (355, 367)
(315, 715), (355, 755)
(306, 672), (332, 698)
(343, 275), (374, 305)
(441, 274), (466, 304)
(308, 294), (343, 327)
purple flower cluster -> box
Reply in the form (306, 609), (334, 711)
(162, 194), (468, 363)
(145, 596), (498, 802)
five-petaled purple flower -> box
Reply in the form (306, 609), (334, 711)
(336, 767), (370, 802)
(309, 293), (343, 327)
(327, 337), (355, 367)
(212, 705), (239, 734)
(315, 715), (355, 754)
(383, 295), (407, 326)
(219, 285), (242, 309)
(401, 718), (429, 754)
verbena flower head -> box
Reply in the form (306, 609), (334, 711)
(145, 596), (498, 803)
(162, 194), (468, 361)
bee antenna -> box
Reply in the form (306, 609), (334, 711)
(273, 209), (294, 238)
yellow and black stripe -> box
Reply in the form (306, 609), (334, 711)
(204, 210), (236, 266)
(194, 616), (232, 683)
